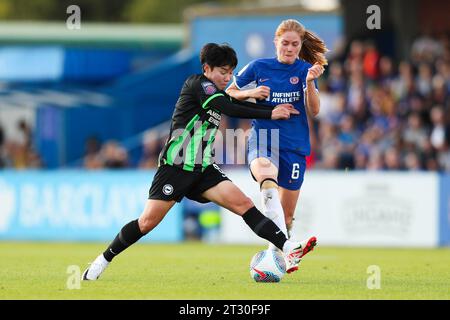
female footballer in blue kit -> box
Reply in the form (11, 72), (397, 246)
(227, 19), (328, 273)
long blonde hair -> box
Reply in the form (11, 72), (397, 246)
(275, 19), (328, 66)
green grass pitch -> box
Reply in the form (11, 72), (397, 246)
(0, 242), (449, 300)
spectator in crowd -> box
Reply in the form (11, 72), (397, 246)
(416, 63), (433, 97)
(379, 56), (396, 87)
(101, 140), (129, 169)
(367, 149), (384, 171)
(354, 150), (368, 170)
(0, 123), (5, 168)
(402, 112), (428, 152)
(384, 147), (403, 170)
(0, 119), (43, 169)
(337, 114), (358, 169)
(362, 41), (380, 80)
(327, 61), (347, 93)
(438, 129), (450, 171)
(83, 136), (103, 169)
(139, 131), (163, 169)
(411, 31), (444, 64)
(430, 105), (447, 151)
(404, 151), (423, 171)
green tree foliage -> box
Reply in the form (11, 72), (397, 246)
(0, 0), (128, 22)
(123, 0), (205, 23)
(0, 0), (56, 20)
(0, 0), (247, 23)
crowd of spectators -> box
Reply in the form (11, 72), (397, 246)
(312, 34), (449, 171)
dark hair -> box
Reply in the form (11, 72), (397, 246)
(200, 43), (238, 70)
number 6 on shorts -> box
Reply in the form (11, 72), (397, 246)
(291, 163), (300, 179)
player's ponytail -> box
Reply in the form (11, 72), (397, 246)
(300, 29), (328, 66)
(275, 19), (328, 66)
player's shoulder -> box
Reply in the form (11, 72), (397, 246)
(252, 58), (311, 72)
(296, 59), (313, 71)
(238, 58), (276, 71)
(186, 74), (221, 96)
(184, 74), (203, 86)
(252, 57), (279, 68)
(185, 74), (214, 89)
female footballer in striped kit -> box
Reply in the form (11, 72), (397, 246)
(82, 43), (316, 281)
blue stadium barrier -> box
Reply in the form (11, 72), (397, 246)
(439, 175), (450, 246)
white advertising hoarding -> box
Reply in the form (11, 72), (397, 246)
(220, 170), (439, 247)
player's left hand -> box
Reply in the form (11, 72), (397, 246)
(272, 104), (299, 120)
(306, 62), (325, 82)
(275, 103), (299, 115)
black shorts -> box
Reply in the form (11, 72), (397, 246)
(148, 164), (231, 203)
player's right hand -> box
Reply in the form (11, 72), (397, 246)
(250, 86), (270, 100)
(271, 104), (299, 120)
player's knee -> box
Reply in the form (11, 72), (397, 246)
(234, 196), (254, 215)
(251, 159), (278, 181)
(138, 215), (159, 234)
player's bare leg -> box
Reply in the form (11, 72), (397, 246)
(279, 187), (300, 238)
(83, 199), (175, 280)
(279, 187), (317, 273)
(201, 180), (254, 216)
(137, 199), (176, 233)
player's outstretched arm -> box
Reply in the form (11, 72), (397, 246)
(226, 83), (270, 101)
(208, 95), (298, 120)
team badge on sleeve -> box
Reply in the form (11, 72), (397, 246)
(201, 81), (217, 95)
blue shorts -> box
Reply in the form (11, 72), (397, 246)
(247, 128), (307, 191)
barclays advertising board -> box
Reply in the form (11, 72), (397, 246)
(0, 171), (183, 242)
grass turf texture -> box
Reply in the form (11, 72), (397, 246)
(0, 242), (449, 299)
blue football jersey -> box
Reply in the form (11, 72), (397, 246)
(233, 58), (317, 155)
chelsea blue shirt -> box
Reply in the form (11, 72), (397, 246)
(233, 57), (318, 156)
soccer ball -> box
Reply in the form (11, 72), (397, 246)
(249, 249), (286, 282)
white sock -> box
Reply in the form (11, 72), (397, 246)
(261, 187), (288, 251)
(287, 221), (295, 240)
